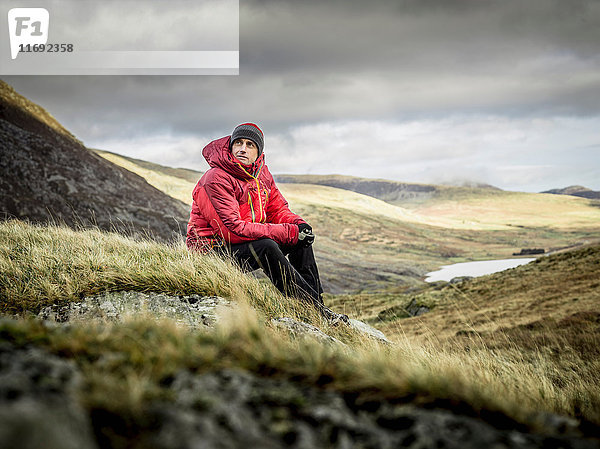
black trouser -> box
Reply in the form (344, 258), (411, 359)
(223, 239), (325, 310)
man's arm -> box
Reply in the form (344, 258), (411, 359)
(265, 182), (306, 225)
(201, 176), (299, 246)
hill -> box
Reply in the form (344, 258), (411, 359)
(275, 173), (502, 206)
(0, 80), (188, 241)
(276, 174), (600, 230)
(97, 150), (600, 293)
(1, 220), (599, 448)
(331, 244), (600, 425)
(543, 185), (600, 200)
(94, 149), (204, 184)
(275, 173), (442, 204)
(332, 244), (600, 340)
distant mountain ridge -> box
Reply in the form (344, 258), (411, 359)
(274, 174), (501, 205)
(275, 174), (436, 203)
(542, 185), (600, 200)
(0, 80), (188, 241)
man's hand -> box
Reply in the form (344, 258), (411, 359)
(298, 223), (315, 247)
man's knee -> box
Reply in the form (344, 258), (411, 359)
(250, 238), (282, 256)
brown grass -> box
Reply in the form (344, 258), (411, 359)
(329, 245), (600, 424)
(1, 221), (599, 433)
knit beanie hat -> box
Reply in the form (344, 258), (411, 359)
(230, 123), (264, 155)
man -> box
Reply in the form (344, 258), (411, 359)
(187, 123), (348, 324)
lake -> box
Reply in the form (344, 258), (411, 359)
(425, 258), (537, 282)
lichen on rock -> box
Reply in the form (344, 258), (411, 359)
(38, 291), (232, 329)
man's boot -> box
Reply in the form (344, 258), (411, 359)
(320, 305), (349, 326)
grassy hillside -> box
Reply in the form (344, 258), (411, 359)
(330, 245), (600, 424)
(276, 173), (500, 205)
(276, 173), (600, 229)
(330, 245), (600, 339)
(409, 191), (600, 229)
(0, 220), (325, 327)
(1, 220), (599, 449)
(95, 150), (600, 294)
(93, 149), (203, 184)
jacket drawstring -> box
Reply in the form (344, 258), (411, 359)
(236, 160), (266, 223)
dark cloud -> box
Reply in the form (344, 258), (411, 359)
(6, 0), (600, 137)
(49, 0), (237, 51)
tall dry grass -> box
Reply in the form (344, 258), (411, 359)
(329, 245), (600, 426)
(0, 219), (342, 332)
(1, 219), (599, 431)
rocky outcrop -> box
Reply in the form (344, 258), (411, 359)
(0, 342), (598, 449)
(1, 341), (596, 449)
(348, 318), (393, 344)
(272, 317), (345, 346)
(38, 291), (392, 345)
(272, 317), (392, 346)
(121, 369), (600, 449)
(404, 299), (431, 317)
(38, 291), (232, 329)
(378, 298), (432, 321)
(0, 80), (188, 242)
(2, 346), (597, 449)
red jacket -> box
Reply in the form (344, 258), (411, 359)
(187, 136), (304, 251)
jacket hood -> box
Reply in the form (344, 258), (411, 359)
(202, 136), (265, 180)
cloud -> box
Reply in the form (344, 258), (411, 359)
(49, 0), (238, 51)
(6, 0), (600, 138)
(263, 115), (600, 191)
(3, 0), (600, 191)
(84, 114), (600, 192)
(90, 134), (212, 172)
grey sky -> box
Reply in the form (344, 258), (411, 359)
(3, 0), (600, 191)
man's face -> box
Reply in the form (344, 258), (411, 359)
(231, 138), (259, 164)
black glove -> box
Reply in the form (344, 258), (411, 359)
(298, 223), (312, 234)
(297, 223), (315, 247)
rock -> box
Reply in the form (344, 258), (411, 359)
(405, 299), (431, 317)
(1, 321), (595, 448)
(513, 249), (545, 256)
(272, 317), (392, 347)
(0, 81), (188, 242)
(377, 304), (411, 321)
(348, 319), (393, 345)
(143, 369), (598, 449)
(271, 317), (345, 346)
(38, 292), (393, 347)
(534, 412), (581, 436)
(37, 291), (232, 329)
(0, 342), (97, 449)
(449, 276), (473, 284)
(377, 299), (433, 322)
